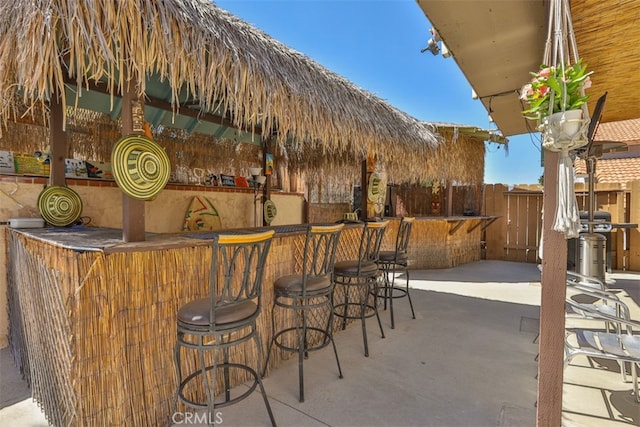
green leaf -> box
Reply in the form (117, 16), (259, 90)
(547, 76), (562, 93)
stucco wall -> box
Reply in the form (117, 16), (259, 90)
(0, 176), (305, 347)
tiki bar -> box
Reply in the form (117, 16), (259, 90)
(0, 1), (505, 425)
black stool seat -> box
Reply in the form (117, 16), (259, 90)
(334, 260), (378, 276)
(178, 298), (257, 327)
(275, 274), (332, 294)
(378, 251), (408, 264)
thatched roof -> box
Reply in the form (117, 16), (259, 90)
(0, 0), (441, 181)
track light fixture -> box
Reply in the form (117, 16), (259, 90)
(421, 28), (444, 56)
(422, 38), (440, 55)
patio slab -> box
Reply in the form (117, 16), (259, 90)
(1, 260), (638, 426)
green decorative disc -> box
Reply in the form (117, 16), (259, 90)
(111, 134), (170, 201)
(38, 186), (83, 227)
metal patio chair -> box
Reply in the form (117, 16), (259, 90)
(564, 298), (640, 403)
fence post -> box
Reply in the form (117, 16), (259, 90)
(629, 180), (640, 271)
(482, 184), (507, 259)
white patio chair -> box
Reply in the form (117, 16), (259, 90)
(566, 270), (607, 291)
(565, 281), (631, 325)
(564, 298), (640, 403)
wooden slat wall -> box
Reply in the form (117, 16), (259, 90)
(482, 182), (640, 270)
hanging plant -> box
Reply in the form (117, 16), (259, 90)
(521, 59), (593, 122)
(520, 59), (593, 152)
(530, 0), (592, 240)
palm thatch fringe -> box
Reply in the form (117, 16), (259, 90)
(2, 105), (487, 185)
(0, 0), (440, 167)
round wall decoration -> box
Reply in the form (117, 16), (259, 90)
(37, 186), (83, 227)
(264, 200), (277, 224)
(111, 134), (170, 201)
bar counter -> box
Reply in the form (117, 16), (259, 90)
(7, 216), (488, 425)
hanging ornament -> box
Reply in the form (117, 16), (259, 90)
(539, 0), (592, 152)
(538, 0), (592, 240)
(552, 150), (581, 238)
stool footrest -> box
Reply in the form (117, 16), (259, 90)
(177, 363), (259, 409)
(376, 286), (409, 299)
(271, 326), (334, 354)
(333, 302), (379, 320)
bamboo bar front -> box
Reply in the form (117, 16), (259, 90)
(6, 217), (485, 425)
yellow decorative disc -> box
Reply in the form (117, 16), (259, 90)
(264, 200), (277, 224)
(38, 186), (83, 227)
(111, 134), (170, 201)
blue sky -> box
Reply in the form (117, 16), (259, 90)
(216, 0), (544, 184)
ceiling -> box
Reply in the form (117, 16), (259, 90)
(417, 0), (640, 138)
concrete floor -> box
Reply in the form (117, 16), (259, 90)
(1, 260), (638, 426)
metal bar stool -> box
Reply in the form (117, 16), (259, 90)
(173, 230), (276, 426)
(332, 220), (389, 357)
(264, 223), (344, 402)
(377, 217), (416, 329)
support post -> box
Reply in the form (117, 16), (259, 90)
(446, 181), (453, 216)
(49, 92), (66, 187)
(262, 137), (273, 226)
(121, 78), (146, 242)
(360, 159), (367, 221)
(536, 150), (567, 426)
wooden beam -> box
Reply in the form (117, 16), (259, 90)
(121, 78), (146, 243)
(65, 76), (261, 136)
(49, 93), (67, 186)
(536, 150), (567, 426)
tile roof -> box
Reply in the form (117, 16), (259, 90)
(575, 117), (640, 184)
(575, 152), (640, 183)
(594, 118), (640, 146)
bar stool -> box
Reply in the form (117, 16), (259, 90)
(332, 220), (389, 357)
(173, 230), (276, 426)
(264, 223), (344, 402)
(377, 217), (416, 329)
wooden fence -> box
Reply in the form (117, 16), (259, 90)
(482, 180), (640, 271)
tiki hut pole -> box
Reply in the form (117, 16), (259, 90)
(537, 150), (567, 426)
(360, 159), (367, 220)
(446, 182), (453, 216)
(262, 137), (273, 227)
(121, 76), (146, 242)
(49, 92), (66, 186)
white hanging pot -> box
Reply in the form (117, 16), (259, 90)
(540, 109), (589, 152)
(549, 110), (583, 136)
